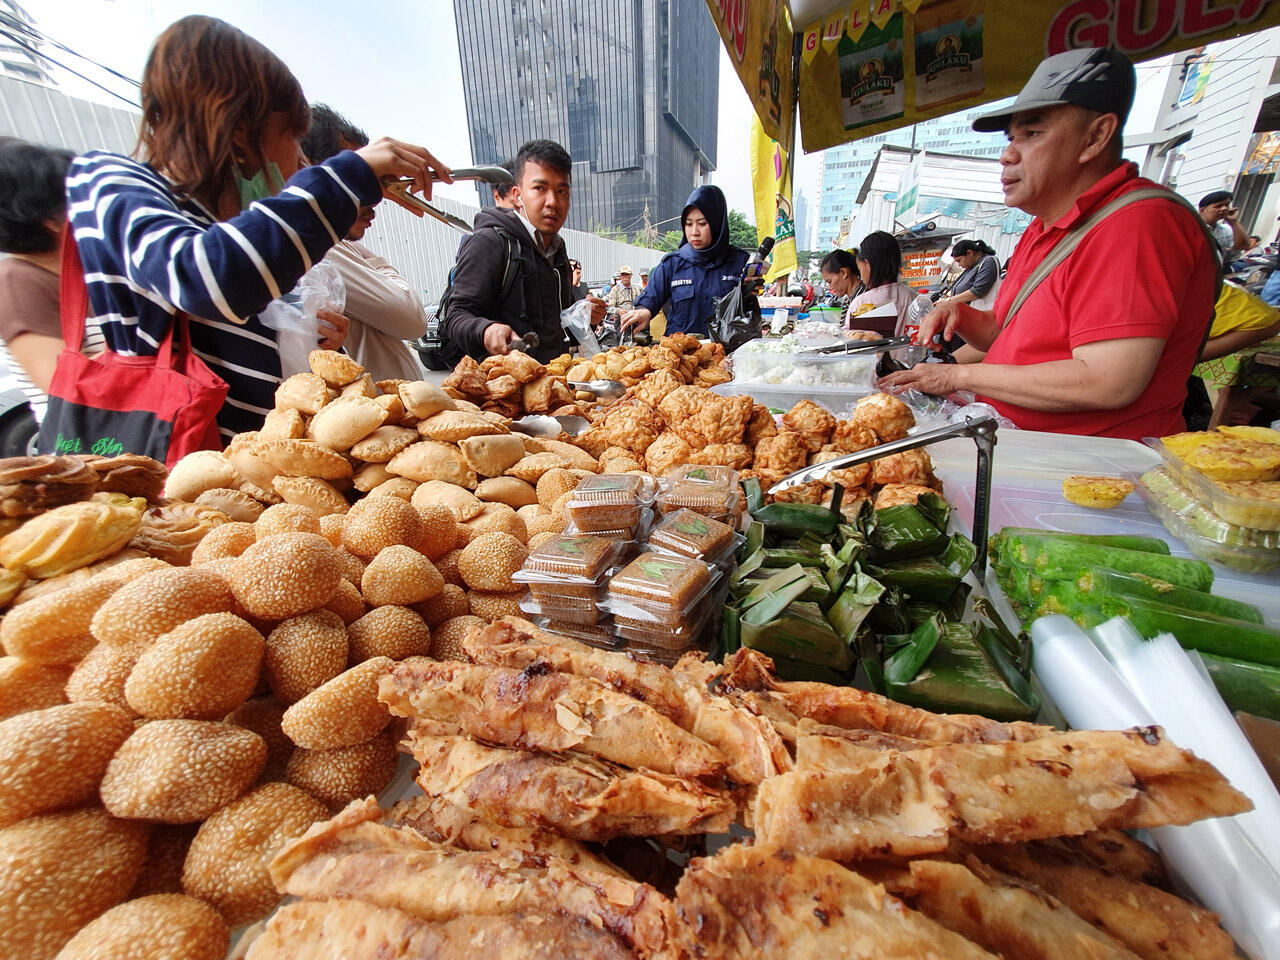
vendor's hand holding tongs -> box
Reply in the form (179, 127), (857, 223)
(381, 165), (515, 234)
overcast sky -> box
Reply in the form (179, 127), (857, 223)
(21, 0), (806, 221)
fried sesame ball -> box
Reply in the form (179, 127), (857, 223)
(255, 502), (321, 538)
(457, 502), (527, 546)
(280, 657), (391, 750)
(336, 546), (368, 586)
(360, 544), (444, 607)
(342, 496), (425, 558)
(414, 502), (458, 560)
(225, 697), (292, 784)
(527, 530), (559, 550)
(100, 720), (266, 823)
(87, 556), (173, 592)
(65, 641), (147, 714)
(285, 729), (398, 811)
(468, 589), (525, 622)
(536, 467), (582, 508)
(412, 583), (470, 628)
(318, 512), (345, 548)
(431, 616), (485, 661)
(264, 611), (348, 706)
(457, 532), (527, 592)
(0, 575), (120, 663)
(229, 533), (342, 621)
(435, 547), (464, 586)
(91, 567), (236, 648)
(321, 577), (366, 624)
(0, 806), (148, 960)
(347, 606), (432, 663)
(124, 613), (265, 720)
(0, 701), (135, 826)
(56, 893), (229, 960)
(181, 782), (327, 927)
(190, 521), (257, 564)
(0, 657), (69, 720)
(525, 512), (567, 537)
(127, 823), (198, 899)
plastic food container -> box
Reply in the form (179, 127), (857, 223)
(565, 507), (654, 543)
(519, 592), (605, 626)
(512, 535), (623, 601)
(531, 616), (624, 650)
(1146, 438), (1280, 530)
(657, 479), (739, 521)
(564, 474), (657, 533)
(729, 337), (879, 392)
(607, 553), (715, 626)
(663, 464), (739, 486)
(1133, 468), (1280, 573)
(647, 509), (737, 566)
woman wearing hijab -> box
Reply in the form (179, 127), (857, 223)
(621, 185), (749, 337)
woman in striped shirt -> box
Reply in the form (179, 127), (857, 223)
(65, 15), (449, 440)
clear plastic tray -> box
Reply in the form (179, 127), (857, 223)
(657, 479), (738, 520)
(530, 616), (625, 650)
(729, 338), (879, 392)
(606, 553), (716, 625)
(711, 380), (874, 416)
(564, 507), (653, 542)
(646, 509), (736, 565)
(1132, 469), (1280, 573)
(519, 592), (605, 626)
(663, 464), (740, 486)
(565, 474), (658, 532)
(514, 536), (624, 583)
(1145, 437), (1280, 530)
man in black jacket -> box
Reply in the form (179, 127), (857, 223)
(444, 139), (603, 362)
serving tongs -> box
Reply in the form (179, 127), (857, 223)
(567, 379), (627, 400)
(511, 414), (591, 439)
(799, 336), (911, 357)
(382, 165), (515, 234)
(768, 414), (999, 578)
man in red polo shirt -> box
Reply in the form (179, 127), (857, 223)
(880, 48), (1216, 441)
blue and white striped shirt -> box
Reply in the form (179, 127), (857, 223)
(65, 150), (381, 439)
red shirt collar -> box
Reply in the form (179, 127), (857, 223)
(1045, 162), (1139, 232)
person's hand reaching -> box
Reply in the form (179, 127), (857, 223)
(357, 137), (452, 204)
(620, 307), (652, 333)
(483, 323), (516, 356)
(316, 308), (350, 351)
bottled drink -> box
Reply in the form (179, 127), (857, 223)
(902, 291), (934, 365)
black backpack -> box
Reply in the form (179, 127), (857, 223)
(417, 226), (526, 369)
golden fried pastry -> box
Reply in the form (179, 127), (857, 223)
(259, 406), (306, 441)
(194, 487), (264, 522)
(256, 502), (322, 538)
(0, 454), (98, 517)
(271, 476), (350, 517)
(281, 657), (392, 750)
(254, 439), (353, 480)
(308, 349), (363, 387)
(745, 403), (778, 445)
(388, 441), (477, 487)
(808, 450), (872, 489)
(0, 807), (148, 960)
(540, 439), (599, 473)
(0, 493), (144, 579)
(696, 443), (753, 470)
(265, 611), (350, 705)
(695, 365), (732, 387)
(129, 501), (230, 564)
(771, 481), (827, 504)
(830, 419), (879, 453)
(535, 468), (584, 508)
(375, 391), (408, 425)
(0, 701), (134, 826)
(481, 396), (523, 420)
(459, 433), (526, 478)
(231, 533), (343, 621)
(0, 567), (24, 608)
(164, 449), (241, 502)
(475, 476), (539, 508)
(343, 496), (426, 557)
(227, 443), (283, 498)
(1061, 475), (1134, 509)
(275, 372), (330, 415)
(368, 477), (419, 500)
(399, 380), (457, 419)
(601, 400), (664, 454)
(782, 399), (837, 452)
(870, 448), (936, 488)
(285, 730), (398, 811)
(754, 431), (809, 479)
(500, 350), (546, 384)
(352, 461), (395, 493)
(633, 367), (683, 407)
(124, 613), (264, 720)
(1184, 438), (1280, 481)
(875, 483), (938, 509)
(340, 372), (377, 399)
(350, 425), (418, 463)
(507, 452), (572, 482)
(81, 453), (167, 501)
(441, 357), (487, 399)
(347, 605), (433, 661)
(852, 391), (916, 442)
(645, 431), (694, 476)
(458, 531), (528, 591)
(485, 373), (521, 401)
(0, 657), (69, 720)
(657, 384), (705, 432)
(572, 425), (610, 460)
(101, 719), (266, 822)
(306, 395), (385, 451)
(412, 480), (484, 521)
(56, 893), (229, 960)
(418, 409), (507, 443)
(699, 394), (753, 446)
(181, 783), (327, 927)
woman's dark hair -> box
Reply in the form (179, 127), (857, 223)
(515, 139), (572, 181)
(138, 15), (309, 208)
(820, 249), (857, 276)
(302, 103), (367, 164)
(951, 239), (995, 258)
(857, 231), (901, 289)
(0, 138), (74, 254)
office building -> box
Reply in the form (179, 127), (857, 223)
(453, 0), (720, 234)
(793, 188), (812, 252)
(0, 0), (51, 85)
(815, 100), (1010, 248)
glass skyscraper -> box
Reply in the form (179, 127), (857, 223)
(815, 100), (1011, 247)
(453, 0), (720, 234)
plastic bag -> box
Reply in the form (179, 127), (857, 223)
(259, 260), (346, 377)
(560, 299), (603, 357)
(710, 283), (762, 354)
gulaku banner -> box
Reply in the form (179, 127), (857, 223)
(749, 113), (800, 283)
(703, 0), (795, 147)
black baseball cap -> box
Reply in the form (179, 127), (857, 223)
(972, 48), (1136, 132)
